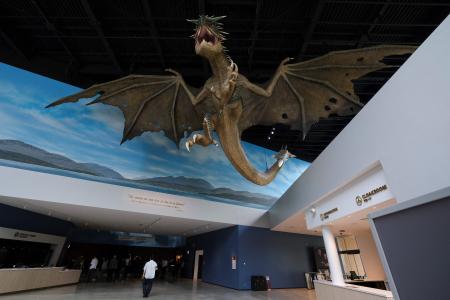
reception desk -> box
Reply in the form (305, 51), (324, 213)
(0, 267), (81, 294)
(315, 280), (394, 300)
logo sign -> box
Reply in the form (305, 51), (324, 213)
(355, 184), (388, 206)
(356, 196), (363, 206)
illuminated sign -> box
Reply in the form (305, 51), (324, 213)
(14, 232), (37, 239)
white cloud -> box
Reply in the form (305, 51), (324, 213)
(0, 80), (37, 104)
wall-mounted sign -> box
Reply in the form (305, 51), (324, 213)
(14, 232), (37, 239)
(231, 256), (237, 270)
(356, 184), (388, 206)
(320, 207), (338, 221)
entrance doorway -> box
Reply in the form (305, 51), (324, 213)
(193, 250), (203, 281)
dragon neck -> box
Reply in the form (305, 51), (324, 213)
(214, 101), (283, 186)
(208, 51), (230, 83)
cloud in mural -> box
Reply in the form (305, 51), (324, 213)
(0, 63), (310, 208)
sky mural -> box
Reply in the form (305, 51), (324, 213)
(0, 63), (310, 208)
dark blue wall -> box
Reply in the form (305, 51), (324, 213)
(185, 226), (239, 289)
(237, 226), (323, 289)
(185, 225), (324, 290)
(0, 203), (74, 236)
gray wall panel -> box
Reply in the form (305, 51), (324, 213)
(371, 195), (450, 300)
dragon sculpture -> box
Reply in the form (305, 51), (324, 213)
(47, 15), (414, 186)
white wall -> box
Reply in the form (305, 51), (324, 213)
(304, 163), (394, 229)
(0, 165), (269, 228)
(270, 15), (450, 228)
(354, 230), (386, 281)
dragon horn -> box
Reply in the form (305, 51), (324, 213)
(186, 19), (200, 25)
(211, 15), (226, 22)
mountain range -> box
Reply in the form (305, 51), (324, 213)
(0, 139), (276, 206)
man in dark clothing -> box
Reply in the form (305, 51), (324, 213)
(108, 255), (119, 282)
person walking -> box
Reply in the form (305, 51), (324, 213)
(142, 257), (158, 298)
(87, 256), (98, 282)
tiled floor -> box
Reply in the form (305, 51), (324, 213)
(1, 279), (317, 300)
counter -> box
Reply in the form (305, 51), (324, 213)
(0, 267), (81, 294)
(314, 280), (394, 300)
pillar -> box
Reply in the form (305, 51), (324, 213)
(322, 225), (345, 286)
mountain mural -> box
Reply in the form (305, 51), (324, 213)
(0, 139), (276, 206)
(0, 139), (123, 179)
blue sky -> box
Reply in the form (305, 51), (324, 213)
(0, 62), (310, 198)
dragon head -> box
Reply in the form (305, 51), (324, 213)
(187, 15), (227, 59)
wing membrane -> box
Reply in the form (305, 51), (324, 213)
(47, 74), (202, 146)
(246, 45), (416, 138)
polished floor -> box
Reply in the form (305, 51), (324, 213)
(1, 279), (317, 300)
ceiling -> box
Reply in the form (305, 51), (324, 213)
(0, 195), (231, 236)
(0, 0), (449, 161)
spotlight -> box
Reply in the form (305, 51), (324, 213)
(270, 131), (274, 134)
(268, 137), (271, 140)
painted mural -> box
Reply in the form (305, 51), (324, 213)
(0, 63), (309, 208)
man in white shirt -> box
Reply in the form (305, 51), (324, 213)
(142, 257), (158, 297)
(87, 256), (98, 282)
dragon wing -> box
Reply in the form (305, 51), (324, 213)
(240, 45), (416, 139)
(47, 72), (203, 146)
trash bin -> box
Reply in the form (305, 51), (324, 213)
(305, 272), (317, 289)
(251, 275), (268, 291)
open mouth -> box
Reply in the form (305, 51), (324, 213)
(196, 26), (217, 45)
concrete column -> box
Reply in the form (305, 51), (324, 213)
(322, 225), (345, 286)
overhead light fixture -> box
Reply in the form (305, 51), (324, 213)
(310, 207), (316, 214)
(270, 131), (274, 134)
(268, 137), (271, 140)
